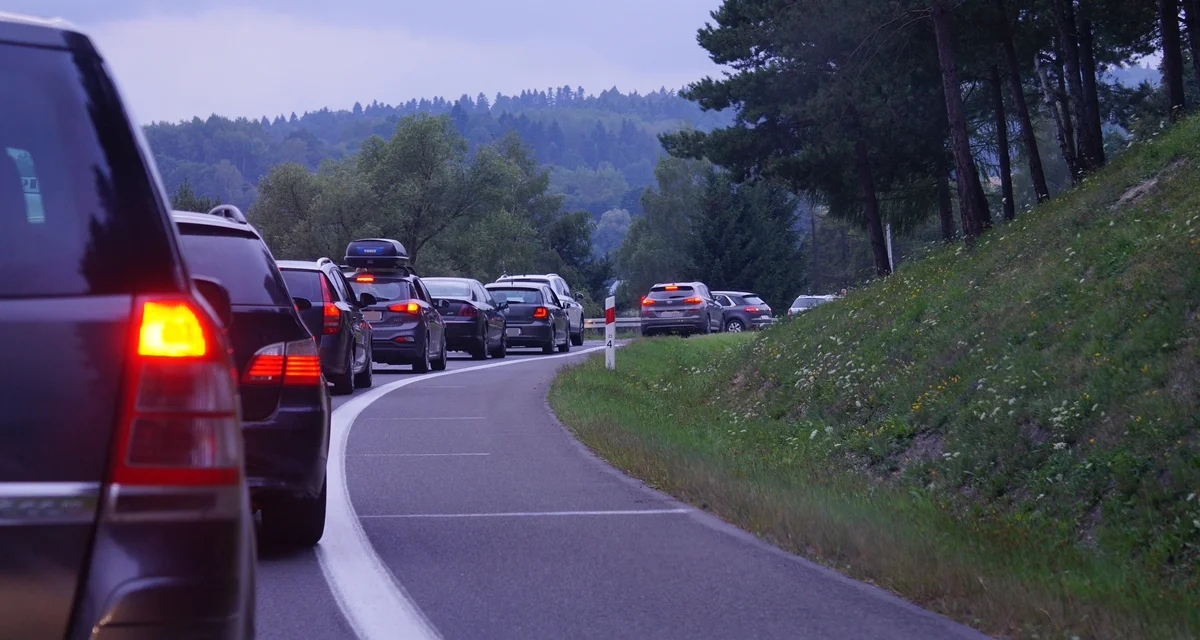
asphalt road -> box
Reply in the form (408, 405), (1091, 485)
(255, 340), (992, 640)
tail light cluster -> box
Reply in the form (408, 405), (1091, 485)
(113, 298), (241, 486)
(389, 301), (421, 314)
(321, 276), (340, 334)
(532, 306), (549, 319)
(641, 297), (655, 306)
(242, 339), (322, 386)
(457, 304), (478, 317)
(683, 297), (703, 304)
(745, 306), (760, 313)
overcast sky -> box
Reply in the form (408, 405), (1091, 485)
(7, 1), (724, 123)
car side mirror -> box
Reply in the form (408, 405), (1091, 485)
(192, 276), (232, 327)
(358, 292), (377, 307)
(293, 296), (313, 311)
(497, 301), (509, 310)
(436, 298), (451, 309)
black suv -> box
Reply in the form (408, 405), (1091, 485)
(279, 258), (376, 394)
(343, 239), (448, 372)
(0, 14), (254, 638)
(173, 206), (331, 548)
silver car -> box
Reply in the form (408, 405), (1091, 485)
(787, 294), (838, 315)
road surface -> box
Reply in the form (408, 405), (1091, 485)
(255, 341), (991, 640)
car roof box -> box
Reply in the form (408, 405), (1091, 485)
(345, 238), (410, 270)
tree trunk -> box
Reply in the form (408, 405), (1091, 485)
(1162, 0), (1187, 120)
(1036, 54), (1079, 184)
(991, 66), (1016, 221)
(937, 170), (956, 242)
(1054, 48), (1079, 175)
(1054, 0), (1093, 173)
(1183, 0), (1200, 95)
(932, 0), (988, 241)
(845, 105), (891, 276)
(995, 0), (1049, 202)
(1076, 2), (1106, 166)
(810, 208), (819, 288)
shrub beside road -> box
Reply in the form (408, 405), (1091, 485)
(551, 118), (1200, 639)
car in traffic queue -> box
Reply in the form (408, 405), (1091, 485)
(0, 13), (255, 638)
(713, 290), (776, 332)
(485, 282), (572, 354)
(278, 258), (376, 394)
(424, 276), (508, 359)
(343, 238), (448, 373)
(173, 206), (331, 549)
(494, 273), (585, 346)
(639, 281), (724, 337)
(788, 294), (838, 315)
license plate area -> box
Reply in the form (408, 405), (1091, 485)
(507, 327), (521, 337)
(661, 311), (682, 318)
(363, 310), (383, 323)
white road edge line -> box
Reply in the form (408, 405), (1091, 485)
(317, 346), (606, 640)
(361, 509), (692, 519)
(349, 453), (491, 457)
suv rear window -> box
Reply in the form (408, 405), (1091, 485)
(176, 225), (291, 306)
(349, 276), (413, 302)
(425, 280), (472, 299)
(0, 42), (174, 298)
(743, 295), (767, 306)
(280, 268), (325, 303)
(488, 287), (544, 305)
(648, 286), (695, 299)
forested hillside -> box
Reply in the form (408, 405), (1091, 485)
(143, 87), (732, 218)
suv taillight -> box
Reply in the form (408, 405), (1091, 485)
(242, 338), (323, 386)
(112, 298), (241, 486)
(683, 296), (703, 304)
(641, 297), (655, 306)
(321, 275), (340, 334)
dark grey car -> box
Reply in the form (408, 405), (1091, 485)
(279, 259), (376, 394)
(639, 281), (724, 337)
(713, 290), (776, 332)
(0, 14), (254, 638)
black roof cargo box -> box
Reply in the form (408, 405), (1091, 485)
(345, 238), (410, 270)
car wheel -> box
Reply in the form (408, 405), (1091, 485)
(541, 334), (556, 354)
(470, 328), (488, 360)
(413, 332), (432, 373)
(725, 319), (745, 333)
(490, 331), (507, 358)
(570, 319), (585, 346)
(330, 351), (355, 395)
(353, 344), (373, 388)
(261, 480), (326, 548)
(432, 335), (448, 371)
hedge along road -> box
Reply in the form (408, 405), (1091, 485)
(255, 341), (993, 639)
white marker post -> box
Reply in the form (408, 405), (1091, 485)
(605, 296), (616, 370)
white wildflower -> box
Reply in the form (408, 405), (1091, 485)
(1053, 442), (1067, 450)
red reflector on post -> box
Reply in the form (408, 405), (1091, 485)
(605, 307), (615, 323)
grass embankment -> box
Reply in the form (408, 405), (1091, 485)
(550, 120), (1200, 639)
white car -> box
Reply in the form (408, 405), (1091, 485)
(495, 273), (585, 345)
(787, 294), (838, 315)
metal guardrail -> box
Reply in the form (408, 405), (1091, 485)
(583, 317), (642, 330)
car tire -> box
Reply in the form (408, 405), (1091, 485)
(570, 328), (584, 346)
(490, 332), (507, 358)
(413, 333), (432, 373)
(725, 318), (745, 333)
(470, 329), (488, 360)
(432, 335), (448, 371)
(542, 335), (556, 354)
(330, 351), (355, 395)
(262, 480), (326, 548)
(353, 345), (373, 388)
(558, 330), (571, 353)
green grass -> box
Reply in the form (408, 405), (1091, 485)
(550, 118), (1200, 639)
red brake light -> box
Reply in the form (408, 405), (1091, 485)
(389, 301), (421, 313)
(458, 304), (478, 317)
(113, 297), (241, 486)
(138, 301), (207, 357)
(242, 339), (322, 386)
(744, 306), (760, 313)
(321, 276), (340, 334)
(533, 306), (549, 319)
(684, 296), (703, 304)
(664, 285), (679, 290)
(641, 297), (655, 306)
(355, 274), (375, 283)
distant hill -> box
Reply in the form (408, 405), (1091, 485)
(1106, 63), (1160, 88)
(143, 87), (733, 218)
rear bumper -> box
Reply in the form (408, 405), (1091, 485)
(641, 316), (706, 334)
(506, 322), (553, 347)
(243, 394), (329, 500)
(749, 316), (776, 328)
(370, 327), (422, 364)
(443, 319), (482, 351)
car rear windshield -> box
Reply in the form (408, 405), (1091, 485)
(176, 226), (292, 306)
(280, 269), (325, 303)
(349, 276), (413, 302)
(743, 295), (767, 306)
(489, 288), (544, 305)
(792, 296), (824, 309)
(0, 42), (175, 298)
(425, 279), (472, 299)
(648, 286), (695, 299)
